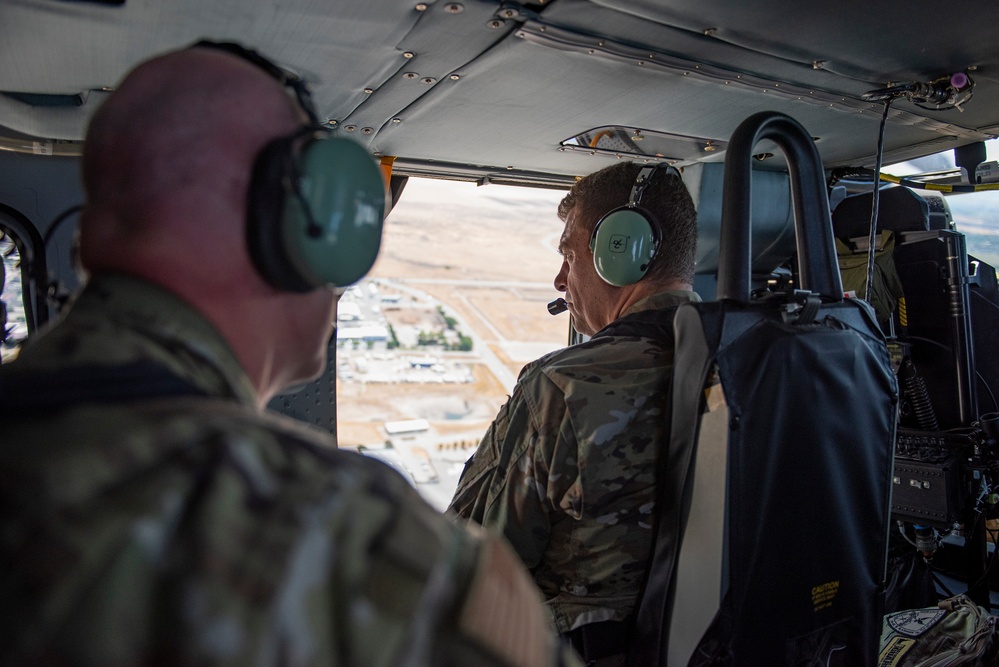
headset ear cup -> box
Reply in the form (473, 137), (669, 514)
(246, 135), (386, 292)
(246, 136), (315, 292)
(590, 206), (659, 286)
(281, 137), (385, 288)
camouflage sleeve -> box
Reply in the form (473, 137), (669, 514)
(0, 400), (578, 667)
(448, 374), (564, 572)
(348, 472), (582, 666)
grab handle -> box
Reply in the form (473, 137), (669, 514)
(717, 111), (843, 303)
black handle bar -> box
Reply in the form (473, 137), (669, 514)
(717, 111), (843, 303)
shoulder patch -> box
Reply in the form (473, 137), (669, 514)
(886, 607), (947, 637)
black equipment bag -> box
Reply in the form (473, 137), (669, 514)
(629, 112), (898, 666)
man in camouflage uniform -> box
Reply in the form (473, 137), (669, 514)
(0, 44), (579, 666)
(449, 162), (700, 666)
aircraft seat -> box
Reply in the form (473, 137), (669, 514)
(684, 162), (797, 302)
(628, 111), (898, 667)
(831, 185), (930, 241)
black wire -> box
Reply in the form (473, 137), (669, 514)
(865, 100), (893, 303)
(904, 335), (953, 353)
(968, 524), (999, 594)
(42, 204), (83, 248)
(978, 370), (999, 413)
(923, 517), (999, 599)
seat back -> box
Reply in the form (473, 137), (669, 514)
(685, 162), (797, 301)
(629, 111), (898, 666)
(831, 185), (930, 240)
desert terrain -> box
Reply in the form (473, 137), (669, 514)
(335, 177), (570, 450)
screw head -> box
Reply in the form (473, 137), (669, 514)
(445, 2), (463, 13)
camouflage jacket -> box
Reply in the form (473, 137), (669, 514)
(449, 291), (700, 633)
(0, 275), (580, 667)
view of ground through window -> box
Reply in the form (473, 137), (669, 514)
(333, 178), (569, 508)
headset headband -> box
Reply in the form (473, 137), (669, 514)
(629, 163), (681, 208)
(190, 39), (322, 125)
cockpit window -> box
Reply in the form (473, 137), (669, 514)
(943, 190), (999, 268)
(889, 138), (999, 268)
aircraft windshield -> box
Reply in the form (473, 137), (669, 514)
(890, 138), (999, 267)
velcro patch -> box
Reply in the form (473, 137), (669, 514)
(879, 636), (916, 667)
(886, 607), (947, 637)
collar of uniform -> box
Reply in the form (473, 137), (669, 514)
(621, 289), (701, 319)
(59, 274), (258, 406)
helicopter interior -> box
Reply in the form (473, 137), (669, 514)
(3, 0), (999, 662)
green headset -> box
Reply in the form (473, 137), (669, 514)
(194, 40), (386, 292)
(589, 164), (678, 286)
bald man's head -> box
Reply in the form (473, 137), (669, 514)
(76, 45), (341, 404)
(79, 46), (307, 275)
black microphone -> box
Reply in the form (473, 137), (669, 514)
(548, 298), (568, 315)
